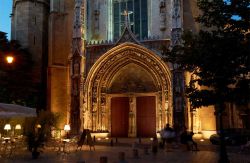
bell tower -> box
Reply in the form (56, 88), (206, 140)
(11, 0), (49, 109)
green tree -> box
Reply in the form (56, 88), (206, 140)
(165, 1), (250, 162)
(0, 32), (39, 107)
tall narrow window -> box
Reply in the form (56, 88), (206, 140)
(113, 0), (148, 40)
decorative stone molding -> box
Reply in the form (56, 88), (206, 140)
(159, 0), (167, 31)
(84, 42), (172, 134)
(70, 0), (84, 134)
(172, 0), (182, 29)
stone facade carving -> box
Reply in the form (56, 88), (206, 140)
(172, 0), (182, 29)
(159, 0), (167, 31)
(70, 0), (84, 134)
(12, 0), (219, 138)
(171, 0), (185, 128)
(84, 43), (172, 135)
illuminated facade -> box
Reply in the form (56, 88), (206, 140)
(11, 0), (249, 138)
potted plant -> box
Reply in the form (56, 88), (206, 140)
(25, 111), (62, 159)
(26, 123), (45, 159)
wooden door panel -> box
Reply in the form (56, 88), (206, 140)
(136, 96), (156, 137)
(111, 97), (129, 137)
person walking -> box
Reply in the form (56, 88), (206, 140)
(160, 123), (175, 151)
(152, 136), (158, 155)
(186, 132), (199, 151)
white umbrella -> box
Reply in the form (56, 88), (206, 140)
(0, 103), (37, 118)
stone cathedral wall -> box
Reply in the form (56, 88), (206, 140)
(47, 0), (75, 127)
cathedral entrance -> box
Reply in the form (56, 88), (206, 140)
(84, 43), (172, 137)
(136, 96), (156, 137)
(111, 97), (129, 137)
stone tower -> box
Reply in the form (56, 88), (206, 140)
(47, 0), (75, 127)
(11, 0), (49, 108)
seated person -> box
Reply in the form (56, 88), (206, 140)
(240, 140), (250, 153)
(185, 132), (199, 151)
(160, 124), (175, 151)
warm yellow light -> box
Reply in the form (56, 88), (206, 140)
(64, 124), (71, 131)
(15, 124), (21, 130)
(200, 139), (204, 142)
(4, 124), (11, 130)
(105, 137), (109, 140)
(150, 138), (154, 141)
(97, 138), (101, 141)
(36, 124), (41, 128)
(6, 56), (14, 64)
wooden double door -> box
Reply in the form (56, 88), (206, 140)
(111, 96), (156, 137)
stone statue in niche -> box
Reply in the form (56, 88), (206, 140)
(172, 0), (181, 28)
(74, 62), (79, 75)
(129, 97), (134, 112)
(159, 0), (166, 31)
(92, 9), (100, 39)
(175, 96), (182, 112)
(72, 79), (79, 96)
(129, 97), (135, 135)
(160, 1), (166, 13)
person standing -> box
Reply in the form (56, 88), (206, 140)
(152, 137), (158, 155)
(160, 123), (175, 151)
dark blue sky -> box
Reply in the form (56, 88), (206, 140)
(0, 1), (12, 40)
(0, 0), (241, 40)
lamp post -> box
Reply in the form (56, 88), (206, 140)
(5, 56), (14, 64)
(15, 124), (21, 136)
(4, 124), (11, 136)
(64, 124), (71, 139)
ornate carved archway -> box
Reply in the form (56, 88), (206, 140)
(83, 42), (172, 136)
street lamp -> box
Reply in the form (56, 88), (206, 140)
(36, 124), (41, 129)
(4, 124), (11, 136)
(64, 124), (71, 139)
(15, 124), (21, 136)
(5, 56), (14, 64)
(15, 124), (21, 130)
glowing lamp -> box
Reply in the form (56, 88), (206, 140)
(4, 124), (11, 136)
(36, 124), (41, 128)
(64, 125), (71, 131)
(64, 124), (70, 139)
(15, 124), (21, 130)
(6, 56), (14, 64)
(4, 124), (11, 130)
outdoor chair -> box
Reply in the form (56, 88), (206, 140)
(76, 129), (95, 151)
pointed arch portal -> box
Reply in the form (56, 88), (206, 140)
(83, 42), (172, 137)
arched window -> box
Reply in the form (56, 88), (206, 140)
(113, 0), (148, 40)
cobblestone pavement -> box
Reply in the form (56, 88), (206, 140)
(1, 138), (249, 163)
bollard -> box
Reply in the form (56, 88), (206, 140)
(100, 156), (108, 163)
(93, 136), (96, 142)
(118, 152), (125, 161)
(132, 142), (137, 149)
(132, 149), (139, 158)
(138, 137), (141, 144)
(110, 139), (114, 146)
(144, 146), (149, 155)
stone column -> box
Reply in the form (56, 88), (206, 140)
(70, 0), (84, 135)
(128, 96), (136, 137)
(171, 0), (185, 128)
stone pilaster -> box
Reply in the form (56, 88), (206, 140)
(70, 0), (84, 134)
(171, 0), (185, 128)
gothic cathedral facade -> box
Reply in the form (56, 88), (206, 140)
(11, 0), (247, 138)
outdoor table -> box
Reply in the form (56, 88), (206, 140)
(0, 137), (16, 158)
